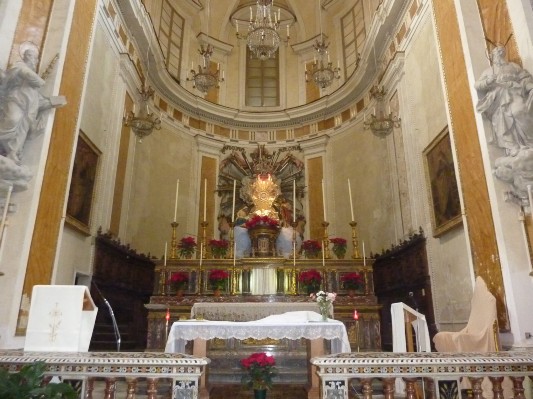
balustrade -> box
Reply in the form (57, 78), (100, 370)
(0, 350), (209, 399)
(311, 351), (533, 399)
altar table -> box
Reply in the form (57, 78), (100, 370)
(165, 311), (351, 399)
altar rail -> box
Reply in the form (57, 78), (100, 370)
(0, 350), (209, 399)
(311, 351), (533, 399)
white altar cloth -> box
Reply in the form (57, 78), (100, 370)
(165, 311), (351, 354)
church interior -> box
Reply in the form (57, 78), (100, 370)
(1, 0), (533, 397)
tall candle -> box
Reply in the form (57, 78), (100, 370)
(322, 179), (327, 221)
(199, 243), (203, 266)
(164, 242), (168, 266)
(348, 179), (354, 221)
(232, 180), (236, 222)
(203, 178), (207, 221)
(528, 185), (533, 224)
(173, 179), (180, 222)
(363, 241), (366, 266)
(293, 180), (296, 223)
(322, 242), (325, 267)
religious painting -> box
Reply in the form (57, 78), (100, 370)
(65, 131), (101, 235)
(423, 127), (462, 237)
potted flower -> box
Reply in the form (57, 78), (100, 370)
(209, 239), (229, 258)
(311, 290), (337, 321)
(301, 239), (321, 259)
(0, 361), (77, 399)
(170, 271), (189, 298)
(330, 237), (347, 259)
(208, 268), (229, 296)
(178, 236), (197, 259)
(298, 269), (322, 295)
(341, 272), (363, 297)
(240, 352), (277, 398)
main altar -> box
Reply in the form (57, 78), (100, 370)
(145, 145), (382, 392)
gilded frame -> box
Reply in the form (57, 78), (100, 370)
(65, 131), (101, 235)
(423, 127), (462, 237)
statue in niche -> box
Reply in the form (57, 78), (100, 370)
(475, 41), (533, 202)
(0, 42), (66, 191)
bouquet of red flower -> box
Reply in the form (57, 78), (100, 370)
(178, 236), (197, 258)
(330, 237), (347, 259)
(240, 352), (277, 390)
(341, 272), (363, 290)
(170, 271), (189, 290)
(301, 239), (321, 258)
(208, 269), (229, 290)
(298, 269), (322, 293)
(209, 239), (229, 258)
(244, 214), (280, 229)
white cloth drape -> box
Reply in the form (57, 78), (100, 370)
(250, 268), (277, 294)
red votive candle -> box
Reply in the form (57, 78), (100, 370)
(353, 310), (359, 320)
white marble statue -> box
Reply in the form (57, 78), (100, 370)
(475, 45), (533, 201)
(0, 43), (66, 166)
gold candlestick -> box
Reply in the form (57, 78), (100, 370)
(159, 266), (168, 296)
(350, 221), (361, 259)
(289, 221), (298, 295)
(322, 221), (331, 259)
(200, 221), (208, 259)
(170, 221), (179, 259)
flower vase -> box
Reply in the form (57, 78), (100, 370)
(253, 389), (267, 399)
(335, 252), (346, 259)
(318, 302), (329, 321)
(176, 289), (184, 300)
(347, 289), (356, 298)
(213, 288), (221, 297)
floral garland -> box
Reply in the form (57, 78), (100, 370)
(244, 214), (280, 229)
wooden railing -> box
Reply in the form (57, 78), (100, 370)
(0, 350), (209, 399)
(311, 351), (533, 399)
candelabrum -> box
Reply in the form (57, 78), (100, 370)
(305, 36), (341, 89)
(349, 221), (361, 259)
(123, 86), (161, 142)
(170, 222), (179, 259)
(187, 44), (224, 94)
(322, 221), (331, 259)
(363, 86), (401, 138)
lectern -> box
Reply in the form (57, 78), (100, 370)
(24, 285), (98, 352)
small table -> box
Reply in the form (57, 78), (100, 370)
(165, 312), (351, 399)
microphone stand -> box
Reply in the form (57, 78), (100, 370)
(92, 282), (121, 352)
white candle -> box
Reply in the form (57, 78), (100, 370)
(527, 184), (533, 220)
(236, 21), (238, 33)
(250, 6), (253, 21)
(203, 178), (207, 221)
(363, 241), (366, 266)
(191, 61), (194, 71)
(164, 242), (168, 266)
(348, 179), (354, 221)
(322, 179), (327, 221)
(173, 179), (180, 222)
(286, 24), (289, 37)
(232, 179), (237, 222)
(293, 180), (296, 223)
(199, 243), (203, 266)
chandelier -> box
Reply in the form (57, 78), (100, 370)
(305, 0), (340, 89)
(305, 35), (341, 89)
(187, 44), (224, 94)
(123, 86), (161, 142)
(363, 86), (401, 138)
(236, 0), (289, 61)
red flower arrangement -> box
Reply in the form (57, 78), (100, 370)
(170, 271), (189, 289)
(244, 214), (280, 229)
(298, 268), (322, 293)
(209, 239), (229, 258)
(240, 352), (277, 390)
(330, 237), (347, 259)
(301, 239), (321, 258)
(208, 269), (229, 290)
(341, 272), (363, 290)
(178, 236), (197, 258)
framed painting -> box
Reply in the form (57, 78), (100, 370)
(65, 131), (101, 235)
(423, 127), (462, 237)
